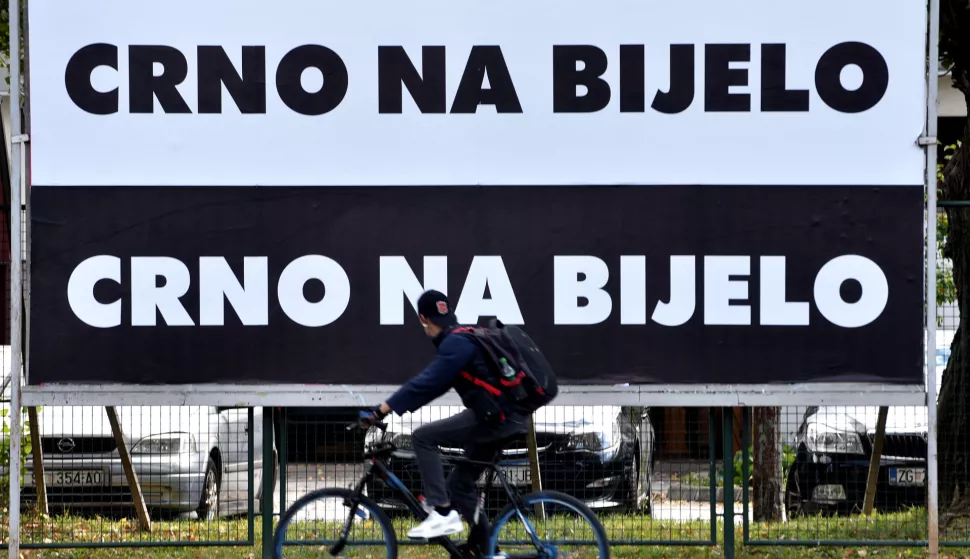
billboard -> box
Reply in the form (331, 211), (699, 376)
(27, 0), (927, 386)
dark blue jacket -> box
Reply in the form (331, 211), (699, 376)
(386, 327), (488, 415)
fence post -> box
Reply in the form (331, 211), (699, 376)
(709, 408), (717, 544)
(279, 408), (287, 516)
(741, 408), (750, 544)
(262, 407), (276, 559)
(722, 408), (735, 559)
(248, 407), (256, 545)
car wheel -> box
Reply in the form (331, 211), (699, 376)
(619, 455), (649, 515)
(197, 457), (221, 520)
(785, 467), (808, 519)
(640, 462), (653, 516)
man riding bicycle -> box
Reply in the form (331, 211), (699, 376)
(358, 289), (529, 551)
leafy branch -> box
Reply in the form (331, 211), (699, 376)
(0, 407), (33, 507)
(937, 141), (961, 312)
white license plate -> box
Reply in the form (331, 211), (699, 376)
(889, 467), (925, 487)
(478, 465), (532, 487)
(33, 470), (107, 487)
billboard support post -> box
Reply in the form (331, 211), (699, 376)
(924, 0), (941, 552)
(920, 0), (940, 558)
(8, 0), (25, 551)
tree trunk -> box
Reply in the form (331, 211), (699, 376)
(935, 0), (969, 519)
(753, 407), (783, 521)
(938, 119), (970, 516)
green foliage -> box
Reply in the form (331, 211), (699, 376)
(685, 444), (797, 488)
(0, 8), (10, 62)
(0, 406), (33, 506)
(936, 141), (961, 312)
(0, 5), (24, 87)
(724, 444), (797, 487)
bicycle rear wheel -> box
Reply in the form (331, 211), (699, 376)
(273, 487), (398, 559)
(488, 490), (610, 558)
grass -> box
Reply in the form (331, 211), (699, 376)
(0, 506), (968, 558)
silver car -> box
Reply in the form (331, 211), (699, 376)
(21, 405), (277, 519)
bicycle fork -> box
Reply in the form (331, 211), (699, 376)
(330, 461), (377, 556)
(494, 471), (546, 554)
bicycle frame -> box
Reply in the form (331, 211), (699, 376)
(332, 441), (544, 559)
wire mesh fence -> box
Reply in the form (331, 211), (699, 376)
(742, 405), (929, 546)
(935, 233), (968, 547)
(274, 404), (717, 555)
(1, 401), (970, 553)
(0, 403), (259, 548)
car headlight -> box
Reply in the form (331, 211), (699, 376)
(806, 423), (863, 454)
(565, 428), (619, 452)
(566, 432), (608, 451)
(131, 433), (197, 455)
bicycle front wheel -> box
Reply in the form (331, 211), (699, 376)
(488, 490), (610, 558)
(273, 487), (398, 559)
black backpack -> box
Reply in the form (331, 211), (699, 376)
(451, 319), (558, 415)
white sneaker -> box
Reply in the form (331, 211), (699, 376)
(407, 509), (465, 539)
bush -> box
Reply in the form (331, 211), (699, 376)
(0, 407), (33, 506)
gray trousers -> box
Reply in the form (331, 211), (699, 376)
(412, 408), (528, 521)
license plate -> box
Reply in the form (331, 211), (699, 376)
(33, 470), (107, 487)
(478, 465), (532, 487)
(889, 467), (925, 487)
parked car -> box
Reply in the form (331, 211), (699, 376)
(363, 405), (654, 515)
(786, 405), (927, 516)
(19, 406), (278, 519)
(785, 348), (949, 516)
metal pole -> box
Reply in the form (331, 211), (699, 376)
(741, 409), (750, 544)
(925, 0), (941, 552)
(248, 408), (256, 545)
(278, 407), (286, 517)
(708, 408), (717, 544)
(722, 408), (735, 559)
(262, 407), (275, 559)
(7, 0), (24, 550)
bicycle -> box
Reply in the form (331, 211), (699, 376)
(272, 419), (611, 558)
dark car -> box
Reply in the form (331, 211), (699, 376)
(363, 405), (655, 515)
(786, 405), (928, 516)
(785, 346), (949, 516)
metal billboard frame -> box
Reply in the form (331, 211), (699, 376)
(20, 382), (927, 407)
(8, 0), (942, 555)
